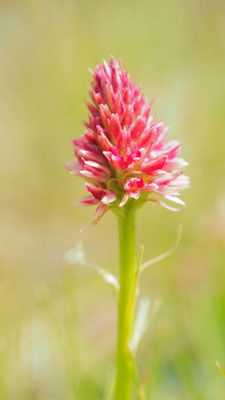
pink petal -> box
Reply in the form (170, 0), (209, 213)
(149, 198), (186, 212)
(80, 204), (111, 232)
(164, 158), (189, 172)
(141, 155), (168, 173)
(85, 183), (106, 200)
(130, 191), (140, 200)
(85, 160), (110, 174)
(144, 183), (159, 192)
(76, 149), (106, 164)
(101, 191), (117, 205)
(164, 195), (185, 206)
(85, 184), (116, 204)
(119, 193), (129, 207)
(170, 174), (190, 190)
(74, 195), (99, 206)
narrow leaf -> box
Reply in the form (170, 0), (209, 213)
(127, 245), (144, 321)
(216, 361), (225, 378)
(140, 224), (183, 273)
(63, 242), (119, 291)
(129, 298), (150, 354)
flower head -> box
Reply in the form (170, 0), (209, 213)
(66, 57), (189, 229)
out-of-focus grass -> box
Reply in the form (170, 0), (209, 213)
(0, 0), (225, 398)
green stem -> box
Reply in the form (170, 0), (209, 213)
(114, 206), (136, 400)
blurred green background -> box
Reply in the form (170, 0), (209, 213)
(0, 0), (225, 398)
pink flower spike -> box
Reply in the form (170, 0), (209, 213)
(66, 57), (189, 228)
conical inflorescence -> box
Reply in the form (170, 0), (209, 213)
(66, 57), (189, 227)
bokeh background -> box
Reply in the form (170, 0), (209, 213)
(0, 0), (225, 398)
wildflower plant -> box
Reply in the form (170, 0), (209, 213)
(66, 57), (189, 399)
